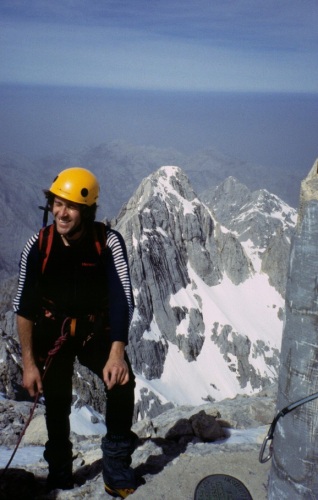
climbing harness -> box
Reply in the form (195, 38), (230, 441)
(0, 317), (71, 478)
(259, 391), (318, 463)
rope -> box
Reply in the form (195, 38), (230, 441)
(0, 317), (71, 478)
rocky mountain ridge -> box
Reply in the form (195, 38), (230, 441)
(202, 176), (296, 295)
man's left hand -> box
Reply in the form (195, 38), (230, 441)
(103, 341), (129, 390)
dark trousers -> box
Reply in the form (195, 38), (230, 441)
(34, 319), (135, 457)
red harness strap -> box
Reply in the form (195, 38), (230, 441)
(39, 224), (55, 274)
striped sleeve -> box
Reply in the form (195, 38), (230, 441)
(107, 229), (134, 342)
(13, 232), (40, 317)
(106, 229), (134, 326)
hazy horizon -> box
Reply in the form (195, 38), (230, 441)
(1, 85), (317, 176)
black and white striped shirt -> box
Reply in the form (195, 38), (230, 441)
(13, 225), (134, 344)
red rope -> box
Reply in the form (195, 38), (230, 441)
(41, 317), (70, 377)
(0, 317), (71, 478)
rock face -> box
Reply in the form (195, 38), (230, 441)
(0, 277), (26, 401)
(115, 166), (222, 380)
(203, 176), (297, 295)
(114, 167), (295, 415)
(0, 329), (24, 401)
(268, 160), (318, 499)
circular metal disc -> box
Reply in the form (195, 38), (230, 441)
(194, 474), (253, 500)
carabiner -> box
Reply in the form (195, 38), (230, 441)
(259, 433), (273, 463)
(259, 391), (318, 464)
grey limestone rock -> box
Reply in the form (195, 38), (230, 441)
(214, 225), (253, 285)
(116, 166), (223, 377)
(0, 330), (24, 401)
(211, 322), (279, 392)
(269, 159), (318, 499)
(204, 176), (297, 296)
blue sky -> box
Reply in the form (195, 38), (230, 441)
(1, 0), (317, 92)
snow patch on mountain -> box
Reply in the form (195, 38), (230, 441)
(136, 265), (282, 407)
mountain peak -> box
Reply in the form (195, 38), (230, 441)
(113, 166), (293, 414)
(117, 165), (200, 222)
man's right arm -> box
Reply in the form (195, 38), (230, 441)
(13, 233), (43, 397)
(17, 314), (43, 397)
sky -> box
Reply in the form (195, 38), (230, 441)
(1, 0), (318, 93)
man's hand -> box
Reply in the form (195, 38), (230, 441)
(103, 341), (129, 390)
(23, 364), (43, 397)
(17, 315), (43, 397)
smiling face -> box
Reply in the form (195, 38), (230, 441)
(52, 196), (84, 240)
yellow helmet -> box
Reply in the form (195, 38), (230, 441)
(49, 167), (99, 206)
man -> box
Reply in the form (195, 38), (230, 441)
(13, 167), (137, 498)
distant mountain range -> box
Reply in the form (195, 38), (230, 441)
(0, 140), (303, 280)
(0, 159), (298, 419)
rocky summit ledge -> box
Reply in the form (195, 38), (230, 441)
(0, 386), (276, 499)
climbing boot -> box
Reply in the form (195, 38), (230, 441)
(46, 469), (74, 491)
(44, 440), (74, 491)
(101, 431), (138, 497)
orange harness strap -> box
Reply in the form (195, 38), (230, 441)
(70, 317), (77, 336)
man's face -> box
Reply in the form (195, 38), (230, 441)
(52, 196), (83, 239)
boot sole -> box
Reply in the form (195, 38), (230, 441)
(105, 483), (135, 498)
